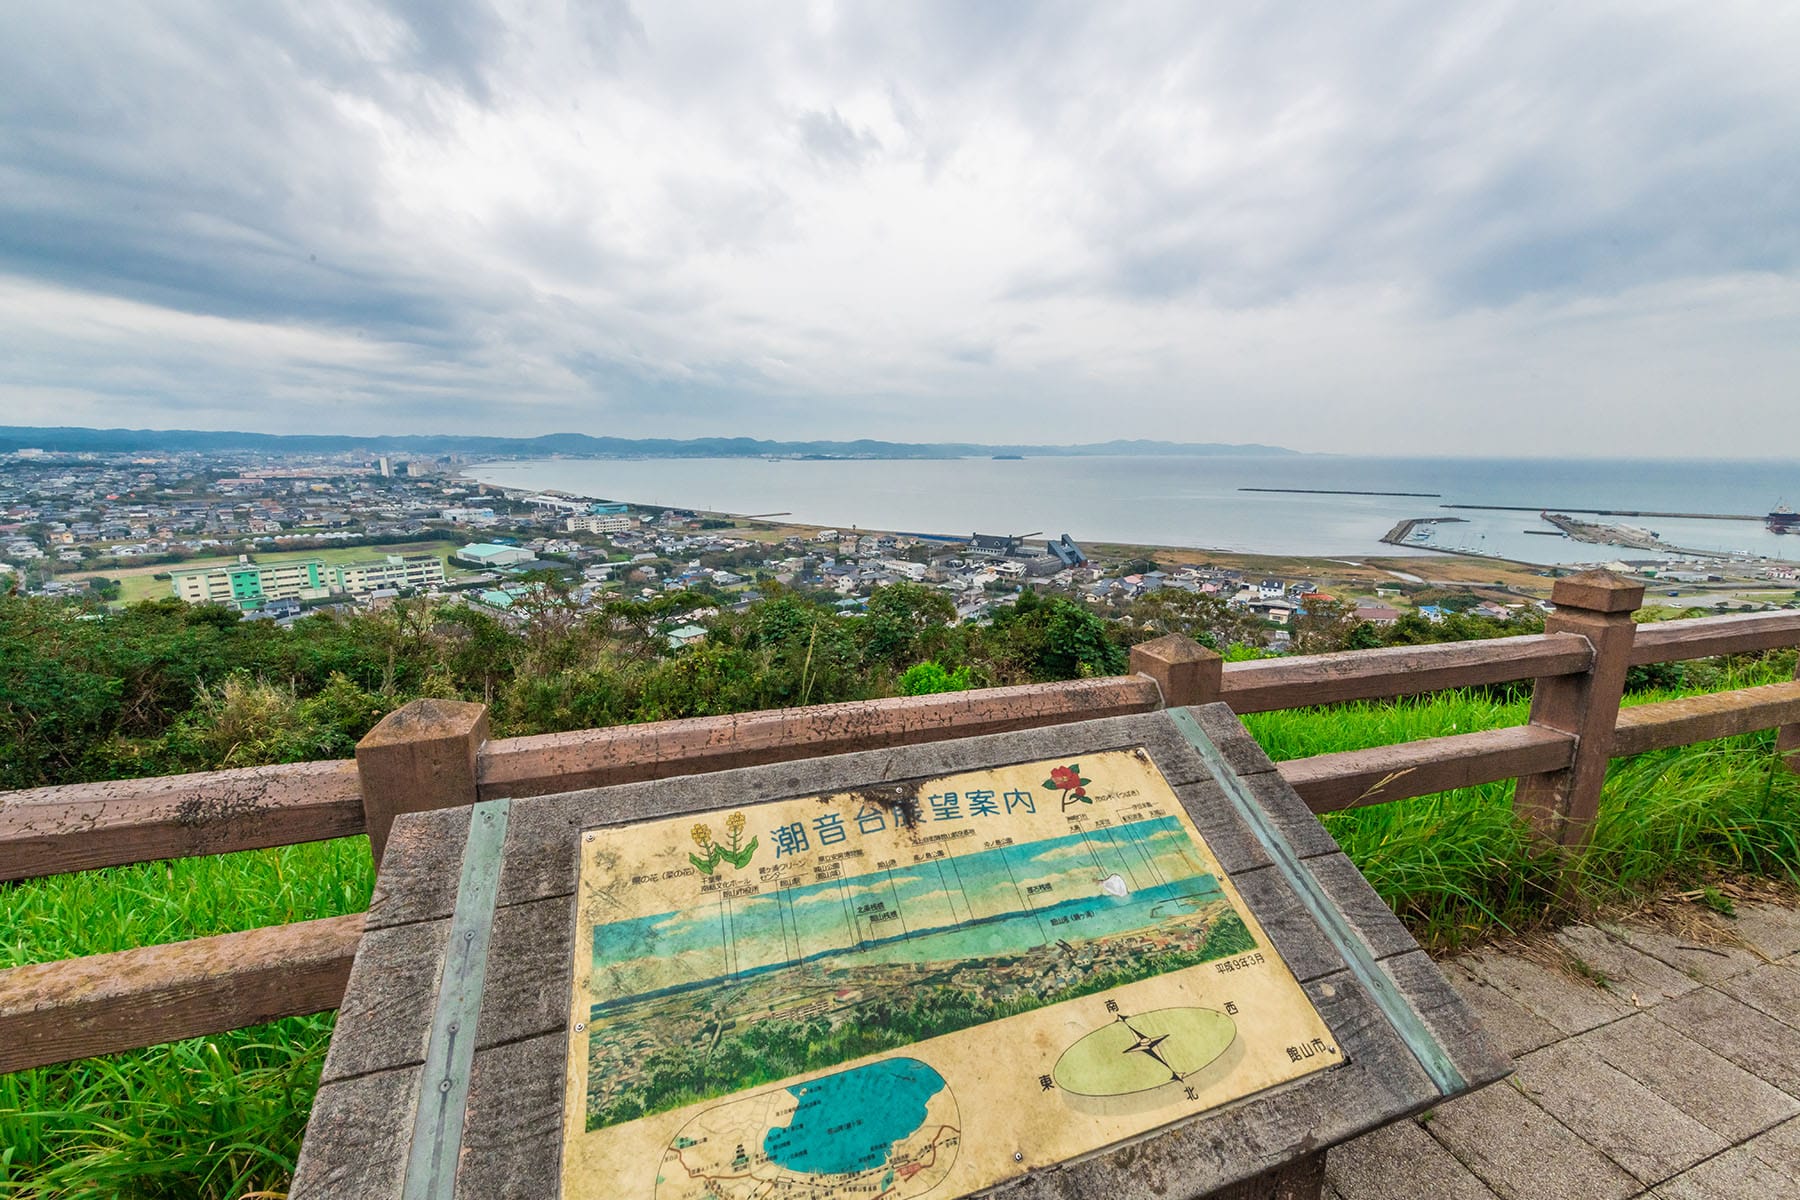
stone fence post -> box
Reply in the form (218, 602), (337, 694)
(1513, 570), (1644, 852)
(355, 698), (490, 868)
(1131, 633), (1222, 708)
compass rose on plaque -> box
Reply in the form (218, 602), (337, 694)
(1053, 1006), (1240, 1098)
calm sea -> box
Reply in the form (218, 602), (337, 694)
(465, 456), (1800, 566)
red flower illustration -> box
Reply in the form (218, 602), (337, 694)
(1042, 763), (1095, 810)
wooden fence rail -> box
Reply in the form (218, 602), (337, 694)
(4, 571), (1800, 1073)
(0, 759), (362, 884)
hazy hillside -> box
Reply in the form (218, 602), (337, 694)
(0, 426), (1297, 459)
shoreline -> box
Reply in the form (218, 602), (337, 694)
(455, 468), (1577, 598)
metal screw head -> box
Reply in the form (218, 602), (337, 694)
(574, 1023), (585, 1032)
(1014, 1152), (1023, 1162)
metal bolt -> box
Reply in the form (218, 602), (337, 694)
(1014, 1152), (1023, 1162)
(574, 1023), (585, 1032)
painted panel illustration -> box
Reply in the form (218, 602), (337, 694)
(562, 749), (1342, 1199)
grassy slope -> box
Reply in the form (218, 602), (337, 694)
(4, 669), (1799, 1196)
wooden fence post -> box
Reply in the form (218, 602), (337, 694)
(355, 699), (489, 867)
(1131, 634), (1222, 708)
(1514, 570), (1644, 852)
(1781, 655), (1800, 774)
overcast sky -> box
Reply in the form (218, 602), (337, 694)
(3, 2), (1797, 455)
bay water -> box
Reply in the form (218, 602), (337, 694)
(467, 456), (1800, 565)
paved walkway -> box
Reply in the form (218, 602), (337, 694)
(1327, 902), (1800, 1200)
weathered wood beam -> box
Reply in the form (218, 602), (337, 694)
(1515, 571), (1643, 851)
(1611, 680), (1800, 757)
(1781, 658), (1800, 776)
(476, 676), (1163, 800)
(1277, 726), (1576, 813)
(355, 698), (488, 868)
(0, 913), (364, 1074)
(1629, 611), (1800, 666)
(0, 759), (363, 883)
(1218, 633), (1593, 714)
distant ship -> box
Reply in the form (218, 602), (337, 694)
(1769, 504), (1800, 535)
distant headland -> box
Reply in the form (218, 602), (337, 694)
(0, 425), (1298, 460)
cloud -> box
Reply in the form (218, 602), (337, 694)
(1, 2), (1797, 453)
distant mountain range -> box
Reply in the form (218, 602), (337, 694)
(0, 426), (1298, 459)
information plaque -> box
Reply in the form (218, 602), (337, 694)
(565, 750), (1340, 1199)
(294, 704), (1510, 1200)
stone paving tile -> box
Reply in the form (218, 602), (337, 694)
(1745, 1114), (1800, 1176)
(1599, 920), (1764, 984)
(1651, 987), (1800, 1097)
(1460, 950), (1634, 1035)
(1651, 1145), (1800, 1200)
(1327, 1118), (1500, 1200)
(1441, 960), (1562, 1057)
(1714, 959), (1800, 1030)
(1424, 1081), (1639, 1200)
(1729, 902), (1800, 960)
(1555, 924), (1701, 1007)
(1576, 1012), (1800, 1143)
(1513, 1040), (1727, 1184)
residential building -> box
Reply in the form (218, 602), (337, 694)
(1352, 605), (1402, 626)
(566, 513), (637, 534)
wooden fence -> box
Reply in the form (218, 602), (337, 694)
(3, 570), (1798, 1075)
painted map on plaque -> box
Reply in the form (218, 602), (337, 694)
(561, 748), (1343, 1199)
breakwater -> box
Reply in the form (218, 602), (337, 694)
(1380, 517), (1468, 549)
(1242, 487), (1441, 498)
(1541, 513), (1732, 559)
(1444, 504), (1762, 521)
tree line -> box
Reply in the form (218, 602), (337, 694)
(0, 582), (1547, 791)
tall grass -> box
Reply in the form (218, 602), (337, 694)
(4, 664), (1799, 1195)
(1, 840), (371, 1199)
(1244, 654), (1800, 948)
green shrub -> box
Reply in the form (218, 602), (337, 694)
(898, 661), (972, 695)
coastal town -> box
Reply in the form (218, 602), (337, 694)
(3, 447), (1798, 643)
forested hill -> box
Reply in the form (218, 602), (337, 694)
(0, 426), (1296, 459)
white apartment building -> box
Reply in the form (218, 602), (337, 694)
(331, 554), (446, 595)
(566, 513), (637, 534)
